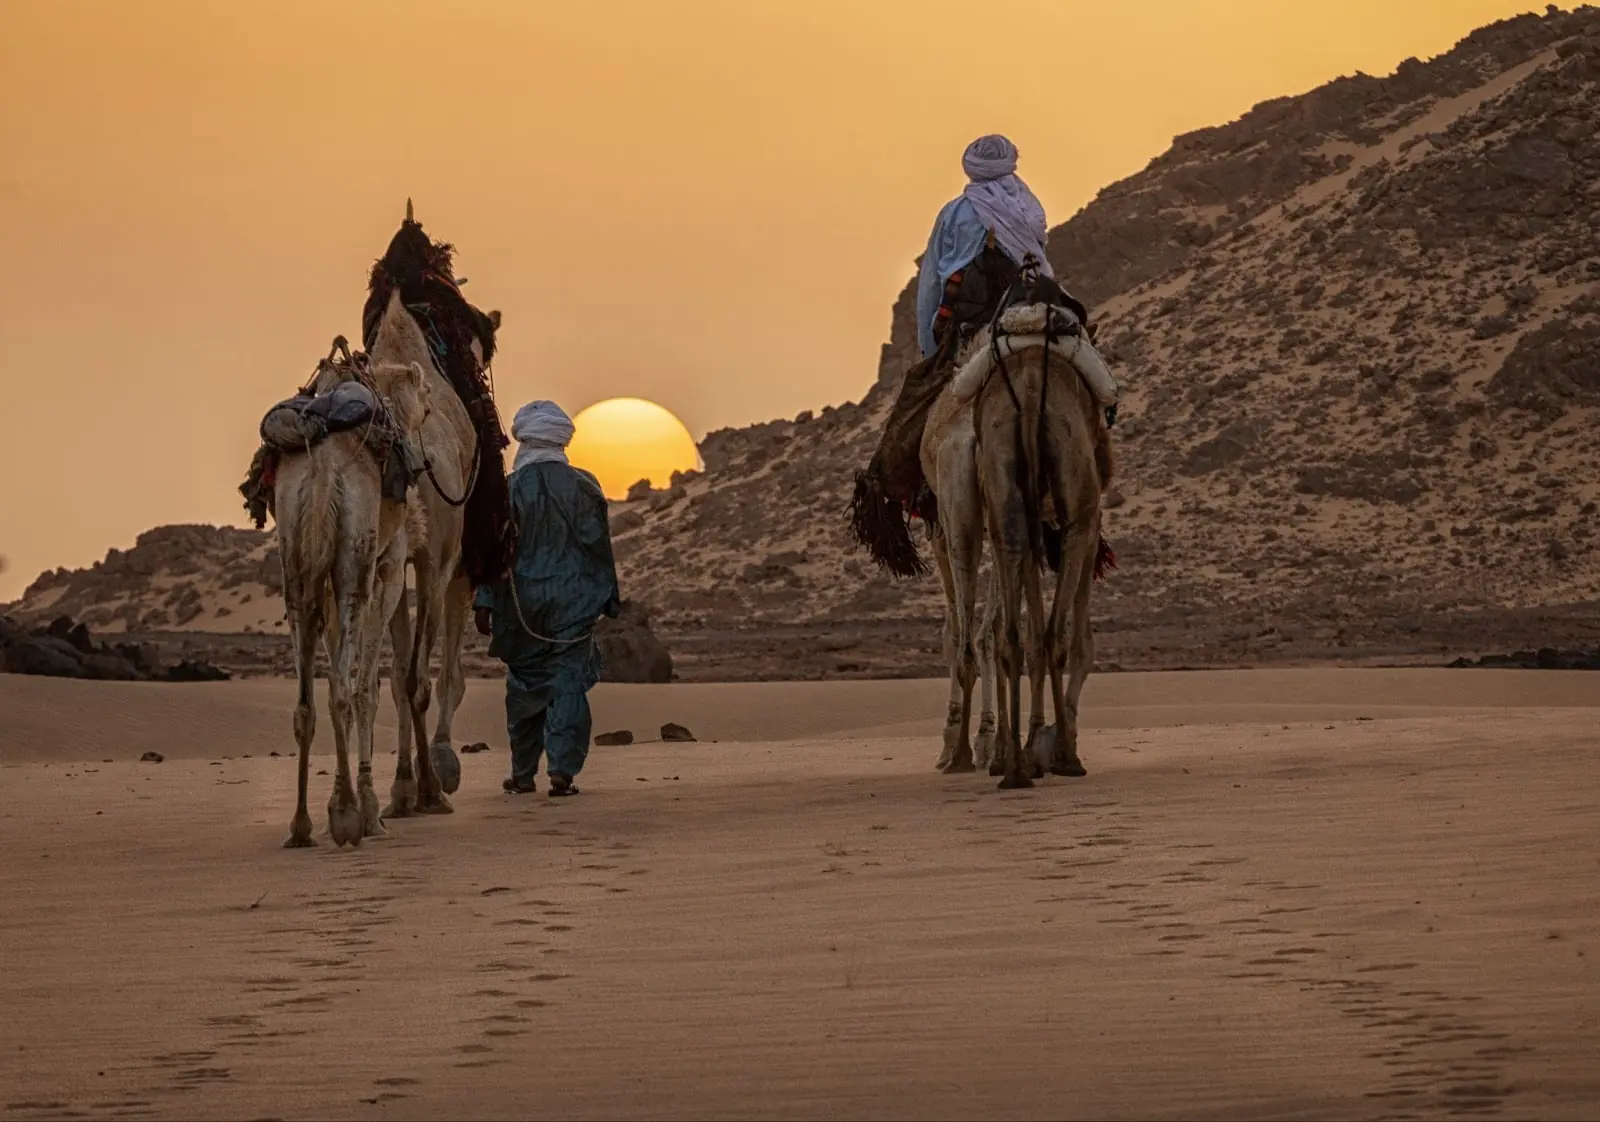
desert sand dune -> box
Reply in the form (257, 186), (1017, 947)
(2, 671), (1597, 1120)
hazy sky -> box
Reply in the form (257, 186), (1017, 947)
(0, 0), (1540, 598)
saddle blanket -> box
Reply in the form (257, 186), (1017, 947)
(259, 381), (381, 448)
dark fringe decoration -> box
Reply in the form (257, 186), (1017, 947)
(1094, 536), (1117, 582)
(239, 446), (280, 530)
(848, 469), (928, 578)
(362, 217), (514, 588)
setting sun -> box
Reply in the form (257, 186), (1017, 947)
(565, 398), (701, 499)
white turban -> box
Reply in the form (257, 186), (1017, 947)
(511, 399), (575, 472)
(959, 134), (1053, 277)
(962, 134), (1019, 181)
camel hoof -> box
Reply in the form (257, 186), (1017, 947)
(431, 742), (461, 795)
(1050, 759), (1088, 778)
(284, 811), (315, 848)
(328, 804), (364, 847)
(386, 778), (418, 818)
(988, 759), (1007, 777)
(940, 749), (977, 774)
(363, 816), (390, 839)
(1025, 757), (1045, 780)
(997, 773), (1034, 791)
(1027, 725), (1057, 772)
(416, 792), (455, 815)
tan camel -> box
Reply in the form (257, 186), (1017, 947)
(920, 394), (1046, 776)
(959, 300), (1108, 788)
(367, 288), (489, 817)
(274, 356), (430, 847)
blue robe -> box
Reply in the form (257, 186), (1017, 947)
(914, 196), (991, 359)
(473, 460), (621, 780)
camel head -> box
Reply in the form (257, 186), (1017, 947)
(371, 360), (431, 438)
(364, 202), (502, 371)
(469, 307), (503, 368)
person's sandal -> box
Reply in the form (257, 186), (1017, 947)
(502, 775), (536, 794)
(547, 774), (580, 797)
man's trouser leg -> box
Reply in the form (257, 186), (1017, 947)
(506, 693), (548, 783)
(542, 691), (593, 779)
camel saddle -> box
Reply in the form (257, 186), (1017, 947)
(239, 365), (424, 530)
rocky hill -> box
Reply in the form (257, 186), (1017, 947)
(9, 7), (1600, 677)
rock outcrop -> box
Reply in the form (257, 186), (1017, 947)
(0, 615), (230, 681)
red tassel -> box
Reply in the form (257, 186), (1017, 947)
(1093, 536), (1117, 581)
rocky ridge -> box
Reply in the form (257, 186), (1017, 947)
(8, 7), (1600, 677)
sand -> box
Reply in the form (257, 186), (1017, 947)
(1, 669), (1597, 1120)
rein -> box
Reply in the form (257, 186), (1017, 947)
(418, 413), (481, 508)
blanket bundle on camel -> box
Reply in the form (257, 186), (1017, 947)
(360, 217), (514, 589)
(848, 293), (1120, 582)
(239, 342), (424, 530)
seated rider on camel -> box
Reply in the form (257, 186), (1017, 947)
(850, 134), (1104, 577)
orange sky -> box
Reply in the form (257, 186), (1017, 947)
(0, 0), (1543, 599)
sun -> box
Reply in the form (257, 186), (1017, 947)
(565, 397), (701, 499)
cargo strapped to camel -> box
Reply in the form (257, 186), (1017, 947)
(240, 337), (425, 530)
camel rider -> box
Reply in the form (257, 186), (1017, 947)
(850, 134), (1094, 576)
(473, 400), (621, 797)
(915, 134), (1059, 359)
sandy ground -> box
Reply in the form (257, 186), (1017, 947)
(1, 669), (1597, 1120)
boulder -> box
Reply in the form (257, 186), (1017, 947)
(595, 601), (673, 684)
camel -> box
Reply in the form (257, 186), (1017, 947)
(364, 202), (509, 819)
(920, 397), (1046, 777)
(963, 298), (1109, 789)
(368, 287), (482, 817)
(273, 353), (431, 847)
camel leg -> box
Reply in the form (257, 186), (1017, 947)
(931, 528), (966, 772)
(944, 478), (985, 777)
(385, 589), (419, 818)
(1051, 532), (1095, 778)
(410, 571), (453, 815)
(324, 593), (364, 848)
(974, 588), (999, 772)
(427, 572), (471, 795)
(284, 608), (319, 849)
(359, 547), (405, 838)
(986, 497), (1032, 791)
(1021, 559), (1049, 780)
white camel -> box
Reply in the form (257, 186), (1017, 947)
(273, 355), (430, 847)
(367, 287), (491, 817)
(966, 302), (1108, 788)
(920, 394), (1044, 776)
(925, 297), (1115, 787)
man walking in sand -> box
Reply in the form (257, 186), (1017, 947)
(473, 400), (621, 797)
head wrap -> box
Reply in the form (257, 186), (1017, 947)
(511, 399), (575, 473)
(961, 134), (1020, 181)
(959, 134), (1052, 276)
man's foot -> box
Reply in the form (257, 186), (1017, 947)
(502, 775), (537, 794)
(548, 773), (580, 798)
